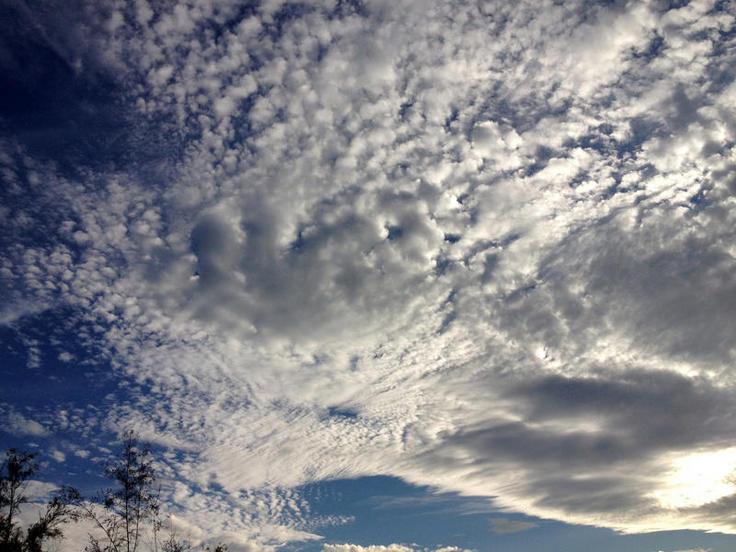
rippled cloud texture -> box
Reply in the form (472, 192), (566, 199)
(2, 0), (736, 548)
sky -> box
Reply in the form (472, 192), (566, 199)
(1, 0), (736, 550)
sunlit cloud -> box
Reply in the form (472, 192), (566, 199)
(1, 0), (736, 549)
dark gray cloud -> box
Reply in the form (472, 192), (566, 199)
(510, 370), (736, 449)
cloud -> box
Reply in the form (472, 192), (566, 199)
(2, 409), (50, 437)
(657, 549), (712, 552)
(322, 546), (471, 552)
(489, 518), (538, 535)
(50, 448), (66, 462)
(2, 0), (736, 547)
(23, 480), (59, 500)
(323, 546), (415, 552)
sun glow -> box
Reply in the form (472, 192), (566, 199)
(654, 448), (736, 509)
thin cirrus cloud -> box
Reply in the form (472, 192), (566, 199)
(489, 518), (538, 535)
(1, 0), (736, 549)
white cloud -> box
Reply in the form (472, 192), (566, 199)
(50, 448), (66, 462)
(2, 409), (50, 437)
(3, 0), (736, 546)
(23, 480), (60, 500)
(322, 546), (470, 552)
(58, 351), (75, 362)
(323, 546), (413, 552)
(657, 548), (712, 552)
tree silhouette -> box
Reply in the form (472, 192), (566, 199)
(80, 431), (160, 552)
(24, 487), (81, 552)
(0, 437), (227, 552)
(0, 449), (37, 546)
(0, 449), (80, 552)
(81, 431), (226, 552)
(160, 528), (191, 552)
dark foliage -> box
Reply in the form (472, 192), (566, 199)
(0, 435), (228, 552)
(81, 430), (160, 552)
(0, 449), (80, 552)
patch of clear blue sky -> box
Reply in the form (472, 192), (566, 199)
(289, 475), (736, 552)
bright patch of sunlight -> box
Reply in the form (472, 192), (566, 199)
(653, 447), (736, 508)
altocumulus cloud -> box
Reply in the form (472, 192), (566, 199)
(1, 0), (736, 548)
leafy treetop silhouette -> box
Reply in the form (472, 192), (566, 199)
(0, 449), (80, 552)
(0, 432), (227, 552)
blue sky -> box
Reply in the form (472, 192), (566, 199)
(2, 0), (736, 551)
